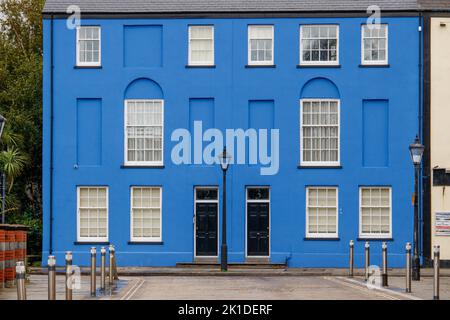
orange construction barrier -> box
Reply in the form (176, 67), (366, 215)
(0, 225), (29, 288)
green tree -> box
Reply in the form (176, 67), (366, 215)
(0, 0), (44, 255)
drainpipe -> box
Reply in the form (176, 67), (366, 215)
(418, 12), (424, 263)
(284, 252), (292, 270)
(49, 15), (54, 255)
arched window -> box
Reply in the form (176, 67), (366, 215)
(300, 78), (340, 166)
(124, 78), (164, 166)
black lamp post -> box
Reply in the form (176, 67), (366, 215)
(409, 135), (424, 281)
(0, 115), (5, 225)
(218, 147), (231, 272)
(0, 115), (5, 138)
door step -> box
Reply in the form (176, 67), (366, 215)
(194, 257), (218, 264)
(246, 257), (270, 264)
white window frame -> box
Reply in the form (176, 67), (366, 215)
(361, 24), (388, 66)
(300, 99), (341, 167)
(248, 25), (274, 66)
(76, 26), (102, 67)
(188, 25), (215, 66)
(124, 99), (164, 167)
(305, 187), (339, 238)
(77, 186), (109, 242)
(130, 186), (162, 242)
(299, 25), (340, 66)
(359, 187), (393, 239)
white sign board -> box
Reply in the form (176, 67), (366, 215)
(435, 212), (450, 236)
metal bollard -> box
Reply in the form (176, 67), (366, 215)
(349, 240), (354, 278)
(90, 247), (96, 297)
(16, 261), (26, 300)
(65, 251), (73, 300)
(382, 242), (388, 287)
(48, 255), (56, 300)
(100, 247), (106, 291)
(113, 248), (119, 281)
(433, 245), (440, 300)
(364, 242), (370, 281)
(406, 243), (412, 293)
(108, 244), (114, 285)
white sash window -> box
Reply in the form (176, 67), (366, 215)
(125, 100), (164, 166)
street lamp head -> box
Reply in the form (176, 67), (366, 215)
(218, 147), (232, 171)
(409, 135), (425, 166)
(0, 115), (6, 139)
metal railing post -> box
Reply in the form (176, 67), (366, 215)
(48, 255), (56, 300)
(65, 251), (73, 300)
(406, 243), (412, 293)
(433, 245), (440, 300)
(364, 242), (370, 282)
(349, 240), (354, 278)
(15, 261), (26, 300)
(382, 242), (388, 287)
(100, 247), (106, 291)
(108, 244), (114, 285)
(90, 247), (96, 297)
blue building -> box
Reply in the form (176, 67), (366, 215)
(42, 0), (423, 267)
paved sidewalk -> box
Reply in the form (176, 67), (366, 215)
(355, 275), (449, 300)
(321, 275), (450, 300)
(1, 270), (448, 300)
(113, 275), (416, 300)
(0, 275), (130, 300)
(116, 274), (450, 300)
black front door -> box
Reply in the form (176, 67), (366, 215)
(247, 188), (270, 257)
(195, 191), (218, 256)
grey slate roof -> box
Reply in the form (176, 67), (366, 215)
(43, 0), (423, 14)
(418, 0), (450, 10)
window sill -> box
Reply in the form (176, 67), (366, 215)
(359, 64), (390, 68)
(74, 241), (110, 245)
(128, 241), (164, 245)
(74, 65), (102, 69)
(121, 165), (165, 169)
(186, 65), (216, 68)
(297, 64), (341, 68)
(357, 238), (393, 242)
(304, 237), (340, 241)
(298, 165), (342, 169)
(245, 64), (276, 68)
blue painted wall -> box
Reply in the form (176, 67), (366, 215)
(362, 99), (389, 167)
(76, 98), (102, 166)
(43, 16), (420, 267)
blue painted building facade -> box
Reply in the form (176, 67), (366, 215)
(42, 4), (422, 267)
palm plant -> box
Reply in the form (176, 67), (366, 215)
(0, 126), (23, 148)
(0, 122), (28, 218)
(0, 146), (28, 192)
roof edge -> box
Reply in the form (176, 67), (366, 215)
(42, 9), (423, 19)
